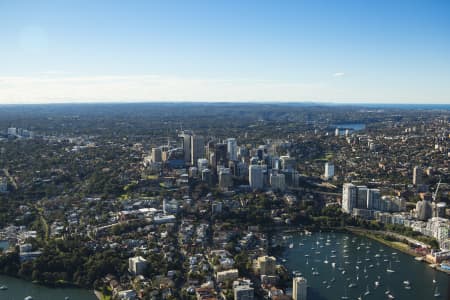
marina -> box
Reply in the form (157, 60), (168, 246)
(282, 232), (449, 299)
(0, 274), (96, 300)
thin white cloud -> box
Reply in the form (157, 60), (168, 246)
(0, 74), (447, 104)
(39, 70), (71, 76)
(333, 72), (345, 77)
(0, 74), (325, 104)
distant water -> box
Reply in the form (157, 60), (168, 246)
(332, 123), (365, 135)
(0, 274), (96, 300)
(281, 232), (449, 300)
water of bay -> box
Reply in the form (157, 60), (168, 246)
(0, 274), (97, 300)
(282, 232), (449, 300)
(333, 123), (366, 131)
(332, 123), (366, 136)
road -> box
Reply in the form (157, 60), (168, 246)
(3, 168), (18, 189)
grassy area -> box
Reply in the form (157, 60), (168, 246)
(390, 241), (411, 251)
(347, 227), (420, 257)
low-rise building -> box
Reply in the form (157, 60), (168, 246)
(216, 269), (239, 283)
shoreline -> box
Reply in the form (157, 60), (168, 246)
(342, 227), (450, 276)
(277, 226), (450, 276)
(345, 227), (422, 258)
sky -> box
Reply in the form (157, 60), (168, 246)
(1, 0), (450, 104)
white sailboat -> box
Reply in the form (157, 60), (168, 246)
(341, 287), (349, 299)
(434, 285), (441, 297)
(387, 261), (395, 273)
(312, 266), (319, 276)
(364, 284), (370, 296)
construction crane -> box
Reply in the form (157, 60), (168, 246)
(432, 178), (442, 202)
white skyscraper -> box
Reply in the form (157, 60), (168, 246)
(342, 183), (357, 213)
(324, 162), (334, 180)
(293, 277), (307, 300)
(249, 165), (264, 190)
(335, 128), (340, 137)
(227, 138), (238, 161)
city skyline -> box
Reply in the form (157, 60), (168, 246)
(1, 0), (450, 104)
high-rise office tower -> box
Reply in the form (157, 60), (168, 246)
(202, 169), (212, 186)
(215, 143), (228, 168)
(190, 135), (205, 166)
(249, 165), (264, 190)
(280, 156), (296, 170)
(218, 167), (233, 190)
(227, 138), (238, 161)
(270, 172), (286, 192)
(178, 131), (192, 164)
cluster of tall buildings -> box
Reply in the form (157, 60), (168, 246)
(147, 130), (302, 192)
(342, 183), (381, 213)
(415, 200), (447, 221)
(342, 183), (405, 217)
(6, 127), (34, 139)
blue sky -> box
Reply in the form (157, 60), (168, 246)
(1, 0), (450, 103)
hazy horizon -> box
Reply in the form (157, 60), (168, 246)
(1, 0), (450, 104)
